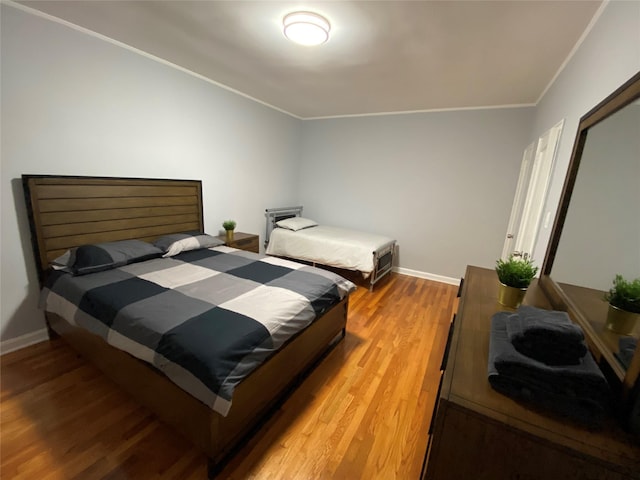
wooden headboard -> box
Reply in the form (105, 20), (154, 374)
(23, 175), (203, 283)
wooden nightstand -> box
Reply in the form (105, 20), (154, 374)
(216, 232), (259, 253)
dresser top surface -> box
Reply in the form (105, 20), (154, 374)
(446, 266), (639, 466)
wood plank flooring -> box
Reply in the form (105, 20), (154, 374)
(0, 273), (456, 479)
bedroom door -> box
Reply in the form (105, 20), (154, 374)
(501, 141), (536, 259)
(502, 119), (564, 261)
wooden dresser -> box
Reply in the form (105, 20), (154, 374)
(423, 266), (640, 479)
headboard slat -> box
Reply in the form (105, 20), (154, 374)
(44, 221), (200, 251)
(35, 184), (199, 199)
(42, 213), (201, 238)
(38, 195), (198, 213)
(40, 205), (199, 226)
(23, 175), (204, 284)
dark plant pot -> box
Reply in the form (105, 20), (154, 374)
(225, 230), (234, 243)
(605, 303), (639, 335)
(497, 282), (527, 309)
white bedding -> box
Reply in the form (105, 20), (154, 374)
(266, 225), (395, 274)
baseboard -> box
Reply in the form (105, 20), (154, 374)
(0, 328), (49, 356)
(394, 267), (461, 286)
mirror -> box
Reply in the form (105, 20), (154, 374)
(539, 71), (640, 396)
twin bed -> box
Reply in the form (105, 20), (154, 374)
(265, 206), (396, 290)
(22, 175), (356, 477)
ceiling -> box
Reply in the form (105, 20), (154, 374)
(18, 0), (603, 119)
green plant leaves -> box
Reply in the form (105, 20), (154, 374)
(604, 274), (640, 314)
(222, 219), (236, 231)
(495, 256), (538, 288)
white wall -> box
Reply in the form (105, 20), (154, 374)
(295, 0), (640, 284)
(2, 0), (638, 348)
(530, 0), (640, 264)
(298, 108), (534, 279)
(1, 5), (301, 344)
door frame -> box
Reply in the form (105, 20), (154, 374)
(503, 119), (564, 261)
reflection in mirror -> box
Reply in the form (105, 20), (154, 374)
(550, 101), (640, 368)
(540, 71), (640, 398)
(552, 102), (640, 291)
(619, 337), (638, 370)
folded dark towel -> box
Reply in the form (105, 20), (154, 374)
(489, 312), (610, 427)
(506, 305), (587, 365)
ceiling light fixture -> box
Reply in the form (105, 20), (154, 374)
(283, 11), (330, 46)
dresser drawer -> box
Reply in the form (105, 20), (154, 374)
(440, 314), (456, 372)
(420, 370), (445, 479)
(428, 372), (445, 435)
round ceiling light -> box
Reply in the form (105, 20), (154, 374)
(283, 11), (330, 46)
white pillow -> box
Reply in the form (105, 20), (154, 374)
(154, 233), (224, 258)
(276, 217), (318, 231)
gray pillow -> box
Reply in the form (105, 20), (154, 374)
(153, 232), (224, 257)
(52, 239), (163, 275)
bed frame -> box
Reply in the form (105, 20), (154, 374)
(265, 206), (396, 290)
(22, 175), (349, 477)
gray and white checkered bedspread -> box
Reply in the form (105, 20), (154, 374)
(40, 246), (356, 416)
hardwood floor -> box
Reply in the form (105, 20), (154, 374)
(0, 273), (456, 479)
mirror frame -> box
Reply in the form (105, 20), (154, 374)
(538, 70), (640, 397)
(538, 72), (640, 397)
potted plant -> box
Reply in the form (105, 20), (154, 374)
(222, 219), (236, 243)
(604, 274), (640, 335)
(495, 255), (538, 308)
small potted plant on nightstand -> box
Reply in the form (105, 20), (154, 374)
(222, 220), (236, 243)
(495, 255), (538, 308)
(604, 274), (640, 335)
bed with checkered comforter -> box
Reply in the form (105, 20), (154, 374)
(40, 246), (355, 416)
